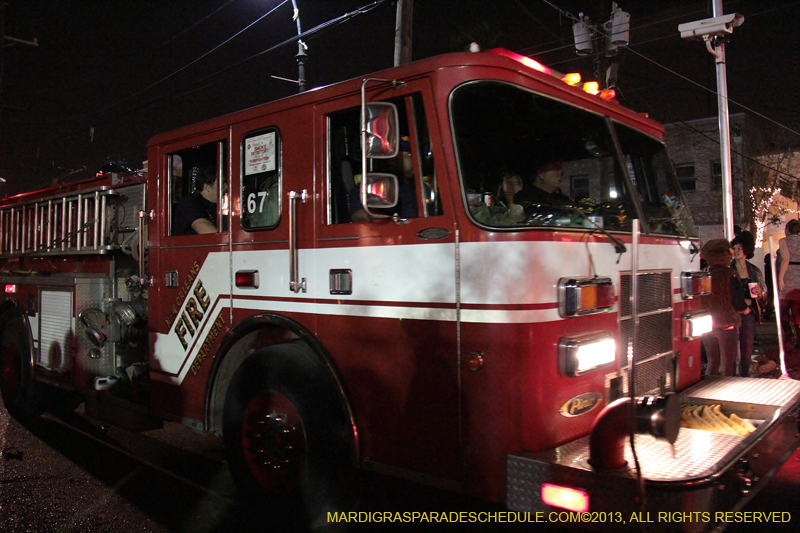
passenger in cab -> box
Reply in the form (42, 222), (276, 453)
(173, 168), (221, 235)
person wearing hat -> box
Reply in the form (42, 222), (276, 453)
(731, 230), (767, 377)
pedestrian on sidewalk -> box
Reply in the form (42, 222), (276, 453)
(731, 231), (767, 377)
(701, 239), (749, 376)
(778, 219), (800, 346)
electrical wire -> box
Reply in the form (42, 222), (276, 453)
(98, 0), (290, 116)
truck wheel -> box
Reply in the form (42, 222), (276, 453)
(0, 315), (41, 418)
(223, 343), (354, 523)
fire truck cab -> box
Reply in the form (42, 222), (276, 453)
(1, 48), (799, 528)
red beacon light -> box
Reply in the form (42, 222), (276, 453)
(486, 48), (552, 75)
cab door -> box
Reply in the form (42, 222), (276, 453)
(148, 131), (231, 415)
(313, 81), (460, 480)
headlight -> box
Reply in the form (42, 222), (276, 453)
(560, 332), (616, 376)
(558, 276), (615, 317)
(681, 271), (711, 299)
(683, 310), (712, 340)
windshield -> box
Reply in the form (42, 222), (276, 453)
(451, 81), (696, 237)
(614, 122), (697, 237)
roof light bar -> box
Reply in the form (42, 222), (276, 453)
(486, 48), (552, 75)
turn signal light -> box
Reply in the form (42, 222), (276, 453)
(681, 271), (711, 299)
(541, 483), (589, 513)
(559, 277), (615, 317)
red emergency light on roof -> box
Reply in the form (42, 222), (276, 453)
(486, 48), (552, 75)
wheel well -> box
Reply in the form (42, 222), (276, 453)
(205, 313), (359, 463)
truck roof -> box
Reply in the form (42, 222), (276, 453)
(147, 48), (664, 148)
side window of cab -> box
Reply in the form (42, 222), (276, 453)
(169, 141), (228, 236)
(327, 93), (440, 224)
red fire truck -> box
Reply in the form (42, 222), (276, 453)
(1, 48), (798, 528)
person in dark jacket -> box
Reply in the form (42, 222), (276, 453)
(514, 160), (571, 206)
(731, 231), (767, 377)
(701, 239), (749, 376)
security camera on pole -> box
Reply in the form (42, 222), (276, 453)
(679, 4), (744, 242)
(572, 2), (630, 90)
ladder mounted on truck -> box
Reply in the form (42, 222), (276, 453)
(0, 187), (128, 257)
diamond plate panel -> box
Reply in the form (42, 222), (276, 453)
(684, 376), (800, 407)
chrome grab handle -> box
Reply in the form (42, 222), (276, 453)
(288, 189), (308, 293)
(137, 210), (151, 287)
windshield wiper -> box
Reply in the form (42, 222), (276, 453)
(565, 206), (627, 255)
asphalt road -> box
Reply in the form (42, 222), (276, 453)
(1, 394), (799, 533)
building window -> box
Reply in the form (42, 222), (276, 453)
(675, 164), (696, 191)
(711, 160), (722, 189)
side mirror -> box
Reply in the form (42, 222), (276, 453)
(363, 103), (399, 159)
(365, 173), (399, 209)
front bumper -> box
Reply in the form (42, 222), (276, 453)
(508, 377), (800, 532)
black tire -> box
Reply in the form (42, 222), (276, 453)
(0, 314), (42, 418)
(223, 342), (354, 525)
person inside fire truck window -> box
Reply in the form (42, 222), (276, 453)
(172, 168), (221, 235)
(349, 138), (419, 222)
(514, 160), (572, 207)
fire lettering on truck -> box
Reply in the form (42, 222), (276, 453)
(173, 278), (212, 350)
(559, 392), (603, 417)
(165, 261), (201, 328)
(191, 315), (226, 375)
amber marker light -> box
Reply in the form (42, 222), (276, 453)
(582, 81), (599, 95)
(559, 277), (615, 317)
(681, 271), (711, 299)
(599, 89), (616, 100)
(541, 483), (589, 513)
(561, 72), (581, 85)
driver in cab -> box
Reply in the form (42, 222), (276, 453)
(514, 160), (571, 207)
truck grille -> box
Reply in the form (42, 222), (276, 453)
(618, 271), (674, 395)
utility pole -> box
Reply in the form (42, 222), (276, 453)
(678, 3), (743, 241)
(290, 0), (307, 93)
(571, 2), (630, 89)
(394, 0), (412, 66)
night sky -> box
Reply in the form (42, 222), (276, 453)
(1, 0), (798, 195)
